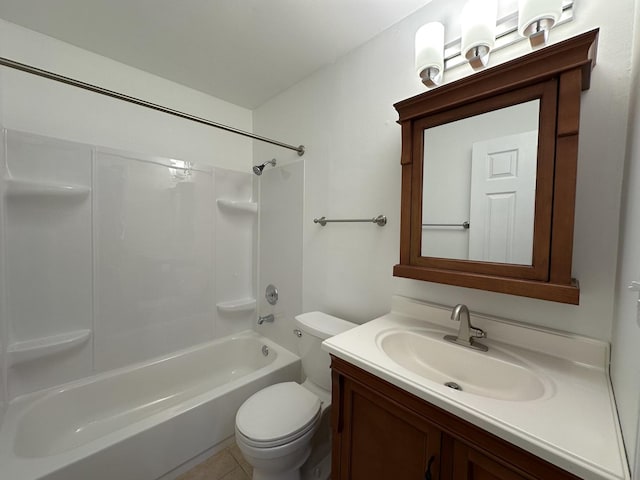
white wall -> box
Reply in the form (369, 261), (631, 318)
(0, 19), (253, 171)
(254, 0), (635, 341)
(611, 0), (640, 474)
(0, 83), (5, 425)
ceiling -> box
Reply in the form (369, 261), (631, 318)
(0, 0), (433, 109)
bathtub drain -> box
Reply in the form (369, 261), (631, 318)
(444, 381), (462, 391)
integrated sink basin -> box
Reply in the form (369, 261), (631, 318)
(377, 329), (549, 401)
(322, 298), (629, 480)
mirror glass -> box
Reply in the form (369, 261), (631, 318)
(421, 100), (540, 264)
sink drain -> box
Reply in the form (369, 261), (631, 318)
(444, 381), (462, 391)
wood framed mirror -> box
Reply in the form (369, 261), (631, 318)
(393, 29), (599, 304)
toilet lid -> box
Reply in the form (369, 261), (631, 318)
(236, 382), (321, 447)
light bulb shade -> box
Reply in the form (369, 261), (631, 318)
(415, 22), (445, 85)
(461, 0), (497, 67)
(518, 0), (563, 37)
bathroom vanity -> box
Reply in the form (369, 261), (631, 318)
(330, 357), (576, 479)
(323, 297), (629, 480)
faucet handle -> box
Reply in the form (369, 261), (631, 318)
(470, 326), (486, 339)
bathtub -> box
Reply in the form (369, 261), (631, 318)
(0, 331), (300, 480)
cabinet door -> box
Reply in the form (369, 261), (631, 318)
(452, 440), (536, 480)
(336, 375), (441, 480)
(331, 358), (580, 480)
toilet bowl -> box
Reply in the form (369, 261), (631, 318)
(235, 312), (355, 480)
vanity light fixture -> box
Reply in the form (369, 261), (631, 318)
(518, 0), (563, 47)
(415, 22), (445, 88)
(415, 1), (573, 89)
(461, 0), (497, 69)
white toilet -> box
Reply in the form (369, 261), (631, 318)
(235, 312), (355, 480)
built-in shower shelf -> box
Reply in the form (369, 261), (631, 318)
(216, 298), (257, 313)
(216, 199), (257, 213)
(7, 329), (91, 367)
(4, 178), (91, 198)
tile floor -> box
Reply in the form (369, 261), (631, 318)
(177, 445), (252, 480)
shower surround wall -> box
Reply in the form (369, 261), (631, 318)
(1, 129), (256, 400)
(256, 162), (304, 353)
(0, 18), (255, 416)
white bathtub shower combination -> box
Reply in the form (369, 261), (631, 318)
(0, 331), (299, 480)
(0, 130), (293, 479)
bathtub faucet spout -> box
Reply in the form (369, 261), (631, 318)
(257, 314), (275, 325)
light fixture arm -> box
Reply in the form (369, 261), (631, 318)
(443, 1), (573, 73)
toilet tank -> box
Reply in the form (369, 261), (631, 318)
(295, 312), (356, 392)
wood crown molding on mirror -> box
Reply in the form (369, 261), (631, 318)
(393, 29), (599, 305)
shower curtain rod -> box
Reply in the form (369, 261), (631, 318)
(0, 56), (305, 156)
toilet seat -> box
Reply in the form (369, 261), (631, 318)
(236, 382), (322, 449)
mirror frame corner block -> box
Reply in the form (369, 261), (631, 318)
(393, 29), (599, 305)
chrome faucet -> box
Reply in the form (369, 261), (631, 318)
(444, 304), (488, 352)
(257, 314), (274, 325)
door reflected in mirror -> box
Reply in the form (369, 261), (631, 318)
(421, 100), (540, 265)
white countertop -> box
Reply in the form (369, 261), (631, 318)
(322, 296), (630, 480)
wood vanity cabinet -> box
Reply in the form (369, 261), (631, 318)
(330, 356), (580, 480)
